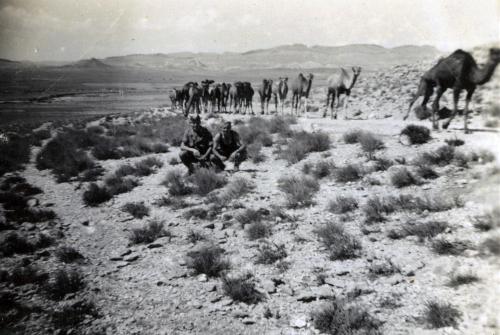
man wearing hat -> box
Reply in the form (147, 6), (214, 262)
(179, 115), (214, 174)
(211, 121), (247, 172)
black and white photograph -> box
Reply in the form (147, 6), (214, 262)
(0, 0), (499, 334)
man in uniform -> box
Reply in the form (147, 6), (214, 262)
(211, 121), (247, 172)
(179, 115), (213, 174)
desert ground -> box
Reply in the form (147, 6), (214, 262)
(1, 45), (500, 335)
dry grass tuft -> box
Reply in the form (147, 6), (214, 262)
(129, 219), (168, 244)
(424, 301), (461, 328)
(222, 273), (263, 304)
(327, 196), (358, 214)
(315, 222), (361, 260)
(278, 174), (320, 208)
(186, 245), (230, 277)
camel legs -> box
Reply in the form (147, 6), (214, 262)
(432, 86), (445, 130)
(442, 88), (460, 130)
(463, 88), (475, 133)
(330, 93), (336, 119)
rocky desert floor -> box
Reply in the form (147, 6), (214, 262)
(1, 57), (500, 335)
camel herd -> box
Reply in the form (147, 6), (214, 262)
(168, 47), (500, 133)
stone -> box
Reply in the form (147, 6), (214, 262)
(120, 250), (132, 257)
(242, 318), (256, 325)
(261, 279), (276, 294)
(124, 255), (139, 262)
(110, 256), (123, 261)
(81, 221), (89, 226)
(147, 243), (163, 249)
(290, 314), (308, 328)
(197, 274), (208, 282)
(203, 223), (215, 229)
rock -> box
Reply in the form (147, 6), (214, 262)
(232, 310), (249, 319)
(124, 255), (139, 262)
(242, 318), (256, 325)
(116, 262), (129, 269)
(205, 284), (217, 292)
(203, 223), (215, 229)
(81, 221), (89, 226)
(296, 292), (316, 303)
(120, 250), (132, 257)
(197, 274), (208, 282)
(147, 243), (162, 249)
(156, 281), (165, 286)
(261, 279), (276, 294)
(290, 314), (308, 328)
(280, 285), (294, 296)
(110, 256), (123, 261)
(27, 199), (39, 207)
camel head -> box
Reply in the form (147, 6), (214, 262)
(489, 48), (500, 63)
(352, 66), (362, 76)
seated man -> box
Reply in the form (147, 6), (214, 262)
(211, 121), (247, 172)
(179, 115), (213, 174)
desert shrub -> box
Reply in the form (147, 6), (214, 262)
(373, 157), (394, 171)
(133, 157), (163, 176)
(424, 301), (461, 328)
(312, 297), (381, 334)
(187, 230), (206, 244)
(390, 167), (420, 188)
(362, 195), (397, 223)
(186, 245), (230, 277)
(0, 233), (34, 256)
(122, 202), (150, 219)
(481, 237), (500, 255)
(82, 183), (112, 206)
(45, 269), (85, 300)
(417, 145), (455, 166)
(56, 246), (84, 263)
(368, 260), (400, 278)
(36, 134), (96, 182)
(445, 138), (465, 147)
(432, 239), (469, 255)
(402, 220), (448, 241)
(236, 208), (262, 227)
(168, 157), (180, 165)
(327, 196), (358, 214)
(315, 222), (361, 260)
(0, 133), (31, 176)
(189, 168), (227, 196)
(222, 273), (263, 304)
(246, 222), (271, 240)
(51, 299), (99, 329)
(447, 273), (479, 287)
(183, 207), (208, 220)
(305, 160), (335, 179)
(162, 169), (191, 196)
(401, 124), (431, 144)
(0, 175), (26, 190)
(247, 142), (266, 163)
(91, 137), (121, 160)
(236, 117), (273, 146)
(129, 220), (168, 244)
(34, 233), (55, 249)
(342, 129), (364, 144)
(278, 174), (319, 208)
(256, 243), (287, 264)
(280, 131), (331, 164)
(268, 116), (295, 136)
(358, 132), (384, 159)
(8, 265), (48, 286)
(221, 177), (255, 200)
(80, 166), (105, 181)
(335, 164), (363, 182)
(473, 208), (500, 231)
(31, 128), (52, 146)
(154, 196), (189, 209)
(156, 115), (187, 146)
(114, 164), (138, 178)
(5, 206), (56, 223)
(415, 164), (439, 179)
(10, 183), (42, 196)
(104, 175), (139, 195)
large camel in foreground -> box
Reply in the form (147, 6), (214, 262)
(291, 73), (313, 116)
(324, 67), (361, 119)
(404, 48), (500, 133)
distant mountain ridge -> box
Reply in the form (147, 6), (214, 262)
(78, 44), (443, 71)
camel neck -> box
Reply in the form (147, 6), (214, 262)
(470, 60), (499, 85)
(348, 74), (359, 90)
(305, 79), (312, 97)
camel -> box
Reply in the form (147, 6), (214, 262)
(200, 80), (214, 113)
(404, 48), (500, 133)
(229, 82), (244, 113)
(258, 79), (273, 115)
(324, 67), (362, 119)
(209, 83), (222, 113)
(291, 73), (314, 116)
(221, 83), (231, 113)
(169, 88), (180, 111)
(242, 82), (254, 114)
(183, 82), (201, 117)
(271, 77), (288, 114)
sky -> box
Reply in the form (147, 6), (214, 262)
(0, 0), (498, 62)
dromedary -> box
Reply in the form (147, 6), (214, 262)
(324, 67), (361, 119)
(404, 48), (500, 133)
(291, 73), (313, 116)
(229, 82), (244, 113)
(271, 77), (288, 114)
(200, 79), (214, 113)
(242, 82), (254, 114)
(258, 79), (273, 115)
(221, 83), (231, 113)
(183, 82), (201, 117)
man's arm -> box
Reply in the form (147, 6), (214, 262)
(180, 130), (200, 156)
(212, 133), (227, 160)
(231, 132), (246, 155)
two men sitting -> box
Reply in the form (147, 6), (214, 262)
(179, 115), (247, 174)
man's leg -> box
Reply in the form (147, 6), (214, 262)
(210, 154), (226, 172)
(179, 151), (197, 174)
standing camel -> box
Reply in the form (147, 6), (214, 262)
(242, 82), (254, 114)
(221, 83), (231, 113)
(324, 67), (361, 119)
(291, 73), (314, 116)
(183, 82), (201, 117)
(200, 80), (214, 113)
(169, 88), (180, 111)
(404, 48), (500, 133)
(258, 79), (273, 115)
(272, 77), (288, 114)
(229, 82), (244, 114)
